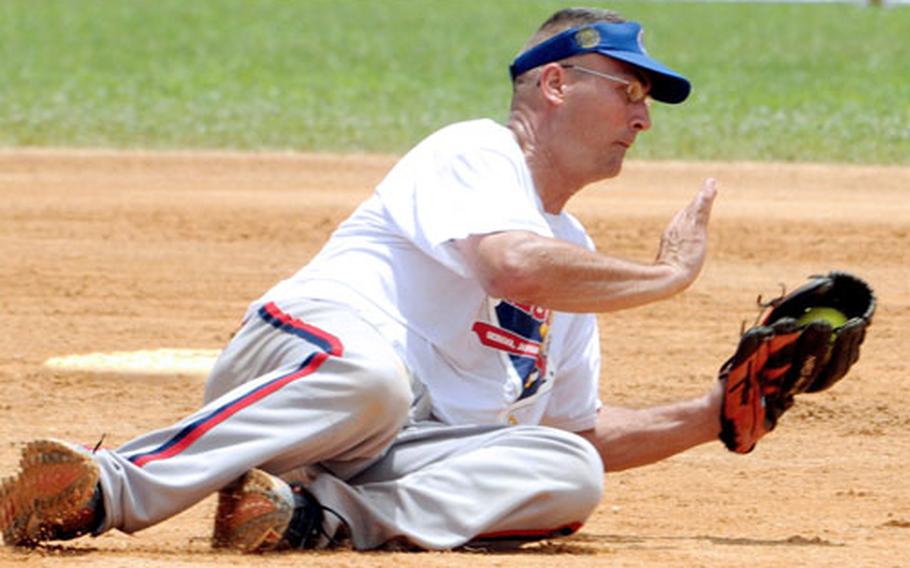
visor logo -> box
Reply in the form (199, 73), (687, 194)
(574, 27), (600, 49)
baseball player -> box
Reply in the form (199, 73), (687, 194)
(1, 6), (869, 552)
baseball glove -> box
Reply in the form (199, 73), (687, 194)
(719, 271), (876, 454)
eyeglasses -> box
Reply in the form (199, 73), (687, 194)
(559, 64), (649, 104)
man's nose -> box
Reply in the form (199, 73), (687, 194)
(630, 102), (651, 132)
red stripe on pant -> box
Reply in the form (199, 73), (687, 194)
(131, 352), (329, 467)
(475, 521), (583, 541)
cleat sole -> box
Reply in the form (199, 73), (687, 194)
(0, 439), (99, 546)
(212, 469), (293, 553)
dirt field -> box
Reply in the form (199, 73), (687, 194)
(1, 150), (908, 567)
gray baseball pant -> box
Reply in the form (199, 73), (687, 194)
(89, 298), (604, 549)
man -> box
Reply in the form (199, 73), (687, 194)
(1, 7), (722, 552)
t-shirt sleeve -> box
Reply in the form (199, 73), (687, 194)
(377, 144), (552, 277)
(540, 313), (602, 432)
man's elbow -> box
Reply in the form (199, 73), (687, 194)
(574, 429), (609, 473)
(465, 231), (549, 302)
(479, 260), (544, 302)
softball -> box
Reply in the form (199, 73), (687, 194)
(796, 306), (848, 329)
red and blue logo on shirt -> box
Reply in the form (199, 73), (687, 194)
(471, 300), (550, 400)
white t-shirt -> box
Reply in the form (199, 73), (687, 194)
(252, 119), (601, 432)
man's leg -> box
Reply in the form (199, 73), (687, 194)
(305, 421), (604, 550)
(0, 300), (413, 544)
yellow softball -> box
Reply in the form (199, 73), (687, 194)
(796, 306), (848, 329)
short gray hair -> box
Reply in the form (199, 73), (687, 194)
(520, 7), (626, 53)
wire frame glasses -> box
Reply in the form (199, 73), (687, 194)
(560, 64), (649, 103)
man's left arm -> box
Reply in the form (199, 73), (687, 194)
(575, 382), (723, 472)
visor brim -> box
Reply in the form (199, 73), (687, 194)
(599, 50), (691, 104)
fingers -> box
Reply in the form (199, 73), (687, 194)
(702, 177), (718, 199)
(654, 177), (719, 284)
(693, 178), (717, 225)
(674, 178), (717, 228)
(669, 178), (718, 231)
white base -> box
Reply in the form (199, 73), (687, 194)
(43, 348), (220, 378)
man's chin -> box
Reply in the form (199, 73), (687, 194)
(584, 153), (624, 185)
(601, 156), (624, 180)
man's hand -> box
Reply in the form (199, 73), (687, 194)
(655, 178), (717, 291)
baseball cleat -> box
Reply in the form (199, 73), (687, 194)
(212, 469), (296, 552)
(0, 439), (103, 546)
(212, 468), (332, 553)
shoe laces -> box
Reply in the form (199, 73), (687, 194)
(284, 484), (349, 549)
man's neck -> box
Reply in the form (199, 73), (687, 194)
(507, 112), (583, 214)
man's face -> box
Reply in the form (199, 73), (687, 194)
(556, 54), (652, 181)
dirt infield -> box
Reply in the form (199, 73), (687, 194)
(1, 149), (908, 567)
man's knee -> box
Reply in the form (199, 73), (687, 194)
(565, 432), (604, 512)
(533, 428), (604, 516)
(344, 357), (413, 430)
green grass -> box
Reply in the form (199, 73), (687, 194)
(1, 0), (908, 163)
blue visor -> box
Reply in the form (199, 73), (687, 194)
(509, 22), (691, 104)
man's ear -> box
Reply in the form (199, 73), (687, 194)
(538, 63), (568, 106)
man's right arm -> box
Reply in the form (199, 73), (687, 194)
(454, 179), (717, 314)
